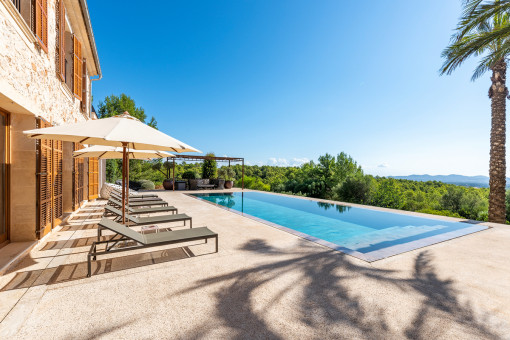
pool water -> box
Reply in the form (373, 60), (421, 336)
(191, 191), (488, 261)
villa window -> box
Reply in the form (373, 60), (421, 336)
(56, 0), (65, 81)
(73, 35), (83, 100)
(34, 0), (48, 53)
(11, 0), (20, 12)
(10, 0), (32, 30)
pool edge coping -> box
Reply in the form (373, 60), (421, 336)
(185, 191), (492, 263)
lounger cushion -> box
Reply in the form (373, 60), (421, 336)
(144, 227), (217, 244)
(99, 217), (145, 244)
(130, 213), (191, 225)
(105, 205), (189, 225)
(98, 217), (216, 245)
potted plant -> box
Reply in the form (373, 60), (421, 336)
(152, 159), (173, 190)
(182, 170), (198, 189)
(218, 167), (236, 189)
(202, 152), (217, 178)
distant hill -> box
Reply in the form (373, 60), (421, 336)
(390, 174), (510, 188)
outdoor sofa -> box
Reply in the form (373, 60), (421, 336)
(87, 217), (218, 277)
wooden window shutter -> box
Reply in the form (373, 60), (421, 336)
(36, 119), (53, 238)
(36, 119), (64, 239)
(73, 143), (84, 210)
(56, 0), (65, 81)
(34, 0), (48, 53)
(73, 35), (83, 100)
(81, 59), (87, 113)
(53, 139), (63, 224)
(88, 157), (99, 200)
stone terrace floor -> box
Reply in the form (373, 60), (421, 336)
(0, 189), (509, 339)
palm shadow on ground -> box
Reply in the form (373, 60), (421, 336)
(178, 239), (505, 340)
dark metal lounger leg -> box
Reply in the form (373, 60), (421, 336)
(190, 219), (192, 229)
(87, 254), (92, 277)
(215, 236), (218, 252)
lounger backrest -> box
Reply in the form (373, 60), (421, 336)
(105, 204), (123, 217)
(108, 197), (123, 206)
(104, 205), (139, 224)
(98, 217), (146, 244)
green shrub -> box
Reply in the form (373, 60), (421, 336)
(417, 209), (462, 218)
(202, 152), (217, 179)
(139, 180), (155, 190)
(182, 170), (198, 180)
(236, 175), (270, 191)
(218, 167), (236, 180)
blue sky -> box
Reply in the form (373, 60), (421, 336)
(89, 0), (496, 176)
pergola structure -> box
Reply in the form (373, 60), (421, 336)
(169, 155), (244, 190)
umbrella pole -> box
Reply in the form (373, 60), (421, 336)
(122, 143), (127, 224)
(172, 158), (175, 191)
(126, 148), (130, 227)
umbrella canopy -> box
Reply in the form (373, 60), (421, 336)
(23, 112), (201, 153)
(23, 112), (200, 225)
(74, 145), (175, 159)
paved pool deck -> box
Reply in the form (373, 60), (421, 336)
(0, 189), (509, 339)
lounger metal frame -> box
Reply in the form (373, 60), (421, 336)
(87, 229), (218, 277)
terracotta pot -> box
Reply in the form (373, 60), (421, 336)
(163, 179), (173, 190)
(224, 180), (234, 189)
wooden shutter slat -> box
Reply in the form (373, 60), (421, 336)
(73, 36), (83, 100)
(88, 157), (98, 200)
(37, 119), (52, 238)
(53, 140), (63, 223)
(57, 0), (65, 81)
(81, 59), (87, 113)
(73, 143), (85, 210)
(35, 0), (48, 53)
(36, 119), (65, 238)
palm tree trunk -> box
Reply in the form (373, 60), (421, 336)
(488, 59), (507, 223)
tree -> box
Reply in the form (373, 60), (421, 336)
(97, 93), (157, 128)
(98, 94), (158, 183)
(202, 152), (217, 179)
(441, 0), (510, 223)
(335, 174), (374, 204)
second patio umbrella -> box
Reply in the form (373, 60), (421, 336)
(24, 112), (200, 223)
(73, 145), (175, 159)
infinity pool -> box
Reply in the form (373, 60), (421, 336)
(191, 191), (488, 261)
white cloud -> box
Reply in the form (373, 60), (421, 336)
(291, 158), (309, 166)
(267, 157), (309, 167)
(378, 162), (389, 168)
(268, 157), (289, 166)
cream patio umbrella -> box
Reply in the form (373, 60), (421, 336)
(73, 145), (174, 159)
(24, 112), (200, 223)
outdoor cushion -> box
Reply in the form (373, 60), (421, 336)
(88, 218), (218, 277)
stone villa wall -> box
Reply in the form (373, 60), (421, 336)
(0, 0), (94, 241)
(0, 0), (91, 124)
